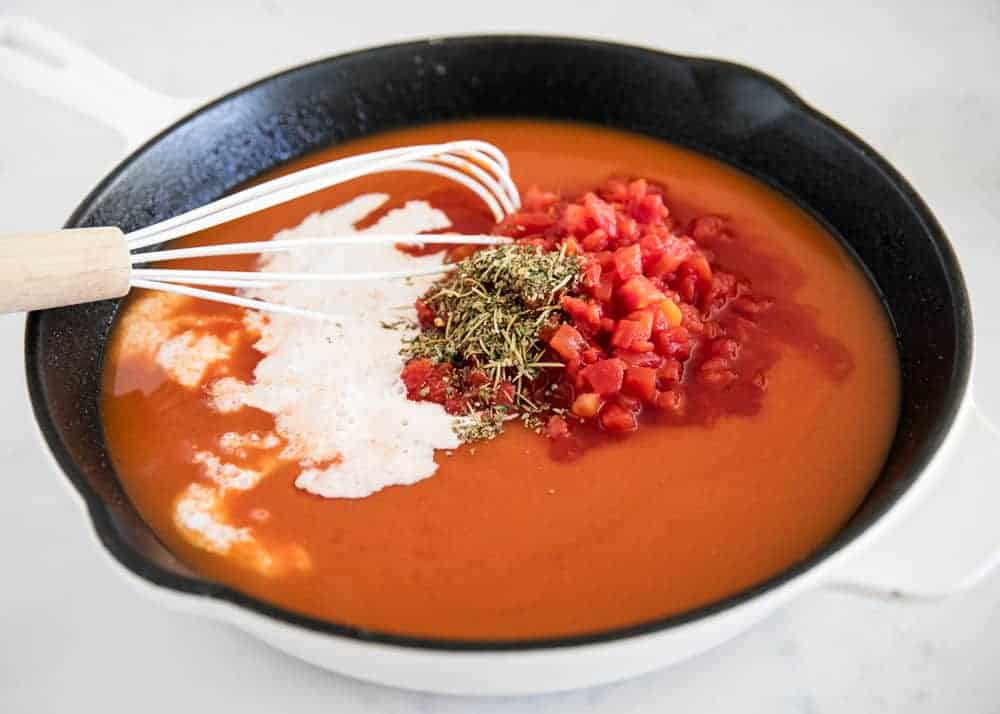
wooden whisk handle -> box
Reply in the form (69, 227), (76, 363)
(0, 227), (131, 313)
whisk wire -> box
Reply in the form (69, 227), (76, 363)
(125, 141), (505, 244)
(126, 141), (519, 249)
(129, 234), (511, 264)
(132, 264), (456, 286)
(130, 279), (341, 321)
(125, 141), (520, 318)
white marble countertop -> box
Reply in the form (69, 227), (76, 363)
(1, 1), (999, 710)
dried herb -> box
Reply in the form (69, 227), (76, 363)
(402, 244), (582, 438)
(453, 405), (509, 442)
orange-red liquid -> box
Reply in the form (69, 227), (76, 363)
(101, 120), (900, 639)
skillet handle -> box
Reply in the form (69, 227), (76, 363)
(0, 228), (131, 313)
(826, 400), (1000, 600)
(0, 16), (197, 150)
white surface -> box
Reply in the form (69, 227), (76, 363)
(1, 0), (999, 710)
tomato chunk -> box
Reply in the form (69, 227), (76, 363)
(613, 244), (643, 282)
(623, 366), (658, 403)
(549, 324), (587, 361)
(599, 403), (638, 432)
(580, 358), (625, 396)
(401, 359), (434, 397)
(659, 299), (683, 328)
(581, 229), (608, 252)
(561, 296), (602, 329)
(619, 276), (666, 311)
(583, 192), (618, 238)
(611, 319), (650, 350)
(545, 415), (571, 439)
(571, 392), (602, 418)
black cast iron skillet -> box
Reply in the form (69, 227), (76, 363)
(25, 36), (971, 650)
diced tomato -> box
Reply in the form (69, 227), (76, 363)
(655, 327), (691, 359)
(401, 358), (434, 397)
(616, 394), (643, 413)
(549, 324), (587, 361)
(444, 396), (468, 414)
(650, 307), (671, 334)
(414, 298), (436, 327)
(583, 193), (618, 238)
(581, 229), (608, 252)
(676, 272), (699, 303)
(654, 388), (687, 416)
(600, 179), (629, 202)
(627, 178), (648, 200)
(495, 382), (516, 406)
(581, 259), (602, 289)
(599, 403), (638, 432)
(698, 356), (738, 388)
(466, 369), (490, 388)
(648, 253), (679, 278)
(626, 309), (654, 337)
(562, 203), (590, 236)
(594, 273), (615, 302)
(505, 212), (556, 234)
(648, 236), (693, 278)
(690, 215), (724, 240)
(522, 186), (561, 211)
(571, 392), (602, 418)
(518, 236), (547, 249)
(705, 271), (740, 309)
(595, 250), (616, 269)
(657, 359), (682, 383)
(561, 296), (602, 329)
(659, 299), (683, 327)
(610, 319), (648, 350)
(614, 244), (643, 282)
(545, 415), (571, 439)
(631, 193), (667, 223)
(615, 350), (664, 369)
(580, 358), (625, 396)
(424, 363), (453, 403)
(618, 275), (666, 311)
(616, 213), (638, 243)
(565, 356), (583, 379)
(678, 302), (703, 332)
(688, 253), (713, 284)
(639, 233), (666, 263)
(623, 366), (658, 403)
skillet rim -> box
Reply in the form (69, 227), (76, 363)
(24, 34), (973, 652)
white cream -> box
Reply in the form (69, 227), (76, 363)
(206, 194), (461, 499)
(155, 192), (461, 574)
(173, 483), (252, 554)
(173, 483), (312, 575)
(193, 451), (263, 491)
(157, 332), (231, 388)
(218, 431), (281, 456)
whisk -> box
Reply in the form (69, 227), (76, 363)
(0, 140), (519, 318)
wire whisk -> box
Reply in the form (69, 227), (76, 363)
(0, 140), (520, 317)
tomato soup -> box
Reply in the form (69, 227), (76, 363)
(101, 120), (900, 639)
